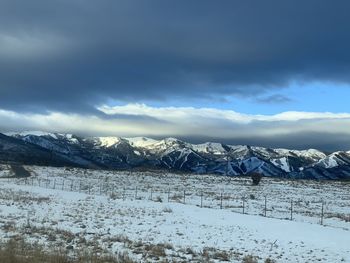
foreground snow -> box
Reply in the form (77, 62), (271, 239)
(0, 167), (349, 262)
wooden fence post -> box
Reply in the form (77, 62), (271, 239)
(242, 198), (245, 214)
(321, 200), (324, 225)
(220, 193), (223, 209)
(200, 191), (203, 208)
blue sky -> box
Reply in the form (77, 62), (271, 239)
(120, 82), (350, 115)
(225, 82), (350, 114)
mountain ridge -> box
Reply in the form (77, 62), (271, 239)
(2, 131), (350, 180)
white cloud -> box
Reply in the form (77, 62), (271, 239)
(98, 103), (350, 123)
(1, 104), (350, 141)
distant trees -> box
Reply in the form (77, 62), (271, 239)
(250, 172), (262, 186)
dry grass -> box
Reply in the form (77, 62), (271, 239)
(242, 255), (258, 263)
(0, 238), (136, 263)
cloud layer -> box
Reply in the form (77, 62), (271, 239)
(1, 104), (350, 151)
(0, 1), (350, 112)
(1, 1), (350, 150)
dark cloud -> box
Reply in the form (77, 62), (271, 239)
(0, 0), (350, 113)
(256, 94), (292, 104)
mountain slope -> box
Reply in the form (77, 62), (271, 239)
(0, 133), (78, 166)
(3, 131), (350, 180)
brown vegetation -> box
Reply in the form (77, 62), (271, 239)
(0, 238), (136, 263)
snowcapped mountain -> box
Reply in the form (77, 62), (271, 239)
(2, 131), (350, 180)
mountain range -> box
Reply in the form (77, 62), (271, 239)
(1, 131), (350, 180)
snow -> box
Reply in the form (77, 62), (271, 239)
(274, 148), (326, 161)
(271, 157), (291, 172)
(317, 155), (339, 168)
(292, 149), (327, 160)
(0, 169), (349, 262)
(315, 151), (350, 168)
(6, 130), (58, 139)
(62, 133), (79, 144)
(94, 136), (121, 147)
(1, 165), (350, 262)
(125, 137), (159, 148)
(192, 142), (226, 155)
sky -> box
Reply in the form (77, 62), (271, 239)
(1, 0), (350, 151)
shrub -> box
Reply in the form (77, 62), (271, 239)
(162, 206), (173, 213)
(250, 172), (262, 186)
(242, 255), (258, 263)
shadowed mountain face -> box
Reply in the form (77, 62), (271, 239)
(2, 132), (350, 180)
(0, 133), (76, 166)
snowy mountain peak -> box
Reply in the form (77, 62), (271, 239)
(162, 137), (183, 144)
(7, 130), (58, 139)
(93, 136), (121, 148)
(315, 151), (350, 169)
(295, 149), (327, 159)
(192, 142), (227, 155)
(125, 137), (159, 148)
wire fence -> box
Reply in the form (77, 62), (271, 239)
(5, 176), (350, 229)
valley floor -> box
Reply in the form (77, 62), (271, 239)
(0, 165), (349, 262)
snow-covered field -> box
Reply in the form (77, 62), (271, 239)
(0, 165), (349, 262)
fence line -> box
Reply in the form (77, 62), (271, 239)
(6, 176), (349, 228)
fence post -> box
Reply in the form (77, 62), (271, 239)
(290, 200), (293, 220)
(53, 179), (56, 189)
(321, 200), (324, 225)
(220, 193), (223, 209)
(150, 188), (153, 200)
(183, 190), (186, 204)
(123, 187), (126, 201)
(135, 186), (138, 200)
(167, 188), (170, 202)
(242, 198), (245, 214)
(264, 196), (267, 217)
(61, 180), (64, 190)
(200, 191), (203, 208)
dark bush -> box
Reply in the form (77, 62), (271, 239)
(250, 172), (262, 186)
